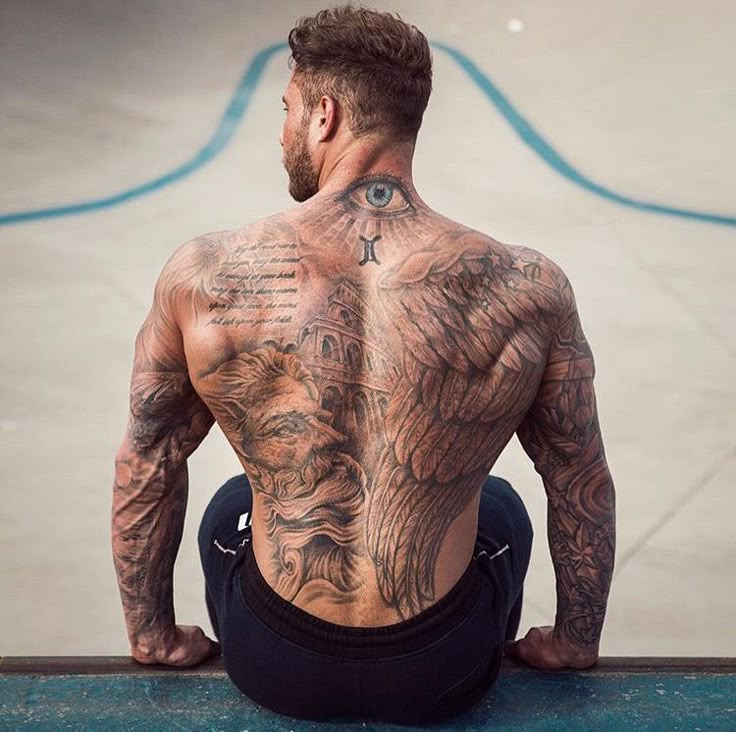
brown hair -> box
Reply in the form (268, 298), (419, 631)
(288, 5), (432, 140)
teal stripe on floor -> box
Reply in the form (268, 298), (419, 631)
(2, 670), (735, 730)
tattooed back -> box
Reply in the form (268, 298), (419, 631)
(172, 177), (569, 626)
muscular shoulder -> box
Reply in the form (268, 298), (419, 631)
(158, 229), (232, 288)
(154, 227), (254, 317)
(163, 213), (296, 274)
(500, 242), (575, 321)
(155, 214), (298, 319)
(440, 228), (574, 326)
(156, 231), (233, 293)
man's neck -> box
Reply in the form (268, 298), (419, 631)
(315, 135), (417, 199)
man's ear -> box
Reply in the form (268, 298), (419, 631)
(315, 95), (339, 142)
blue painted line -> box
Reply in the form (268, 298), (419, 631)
(434, 42), (736, 227)
(0, 42), (288, 227)
(1, 40), (733, 228)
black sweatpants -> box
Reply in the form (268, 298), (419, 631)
(198, 474), (533, 724)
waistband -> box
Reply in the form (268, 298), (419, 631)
(238, 544), (483, 660)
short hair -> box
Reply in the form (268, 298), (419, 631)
(287, 5), (432, 140)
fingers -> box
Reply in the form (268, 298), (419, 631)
(503, 626), (561, 670)
(167, 625), (221, 667)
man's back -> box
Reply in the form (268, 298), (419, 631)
(170, 176), (570, 626)
(113, 8), (613, 704)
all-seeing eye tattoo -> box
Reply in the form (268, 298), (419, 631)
(339, 174), (415, 218)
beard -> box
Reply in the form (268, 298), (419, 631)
(282, 123), (320, 202)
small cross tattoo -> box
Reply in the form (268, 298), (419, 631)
(358, 235), (382, 266)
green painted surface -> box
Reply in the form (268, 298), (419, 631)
(1, 671), (735, 731)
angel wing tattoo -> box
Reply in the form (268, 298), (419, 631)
(366, 230), (560, 617)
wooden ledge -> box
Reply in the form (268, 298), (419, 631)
(2, 656), (735, 676)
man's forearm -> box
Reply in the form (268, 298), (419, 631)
(545, 455), (616, 661)
(112, 444), (188, 659)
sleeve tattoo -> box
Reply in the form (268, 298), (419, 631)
(112, 253), (214, 656)
(516, 287), (616, 657)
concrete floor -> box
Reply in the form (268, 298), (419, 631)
(1, 0), (734, 657)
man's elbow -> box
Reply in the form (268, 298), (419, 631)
(540, 449), (614, 499)
(113, 442), (136, 492)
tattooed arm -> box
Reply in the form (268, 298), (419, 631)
(512, 279), (616, 669)
(112, 251), (216, 665)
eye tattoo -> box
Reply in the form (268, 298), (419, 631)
(339, 174), (415, 218)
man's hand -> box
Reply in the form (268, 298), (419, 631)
(131, 625), (221, 667)
(505, 626), (598, 670)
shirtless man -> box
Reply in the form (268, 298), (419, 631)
(112, 6), (616, 724)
